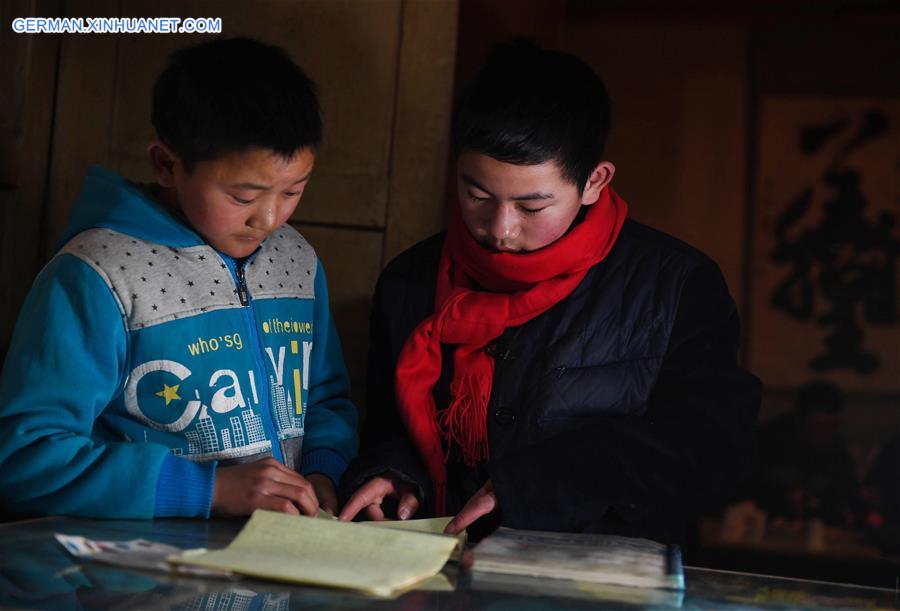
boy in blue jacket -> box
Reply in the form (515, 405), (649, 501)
(0, 38), (358, 519)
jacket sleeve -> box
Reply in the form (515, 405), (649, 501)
(489, 259), (761, 539)
(0, 255), (214, 519)
(299, 261), (359, 487)
(338, 269), (431, 509)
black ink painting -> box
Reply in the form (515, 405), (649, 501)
(750, 98), (900, 392)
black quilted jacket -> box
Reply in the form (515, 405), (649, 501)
(341, 219), (761, 544)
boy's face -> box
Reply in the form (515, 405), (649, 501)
(456, 151), (611, 253)
(154, 146), (315, 259)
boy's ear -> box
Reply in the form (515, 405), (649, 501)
(147, 140), (179, 188)
(581, 161), (616, 205)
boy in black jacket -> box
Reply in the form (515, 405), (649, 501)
(339, 41), (760, 543)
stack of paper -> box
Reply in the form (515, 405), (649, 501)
(168, 510), (460, 596)
(473, 527), (684, 591)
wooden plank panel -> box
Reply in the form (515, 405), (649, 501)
(563, 22), (750, 310)
(382, 0), (458, 264)
(45, 0), (120, 253)
(0, 0), (62, 354)
(295, 224), (382, 413)
(0, 0), (34, 188)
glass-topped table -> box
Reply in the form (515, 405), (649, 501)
(1, 516), (898, 610)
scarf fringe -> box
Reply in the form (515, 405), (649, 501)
(439, 374), (491, 466)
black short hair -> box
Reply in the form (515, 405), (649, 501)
(152, 37), (322, 172)
(452, 39), (611, 193)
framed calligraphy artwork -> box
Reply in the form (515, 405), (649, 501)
(749, 97), (900, 393)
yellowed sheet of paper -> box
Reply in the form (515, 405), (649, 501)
(311, 510), (465, 583)
(169, 510), (458, 597)
(314, 511), (452, 538)
(364, 516), (451, 533)
(315, 510), (465, 559)
(365, 517), (466, 563)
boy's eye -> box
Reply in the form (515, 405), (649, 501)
(467, 192), (490, 202)
(521, 207), (546, 216)
(230, 194), (255, 205)
(284, 191), (299, 198)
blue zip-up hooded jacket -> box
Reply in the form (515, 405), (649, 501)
(0, 166), (358, 518)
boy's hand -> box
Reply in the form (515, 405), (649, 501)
(338, 474), (420, 522)
(211, 458), (319, 517)
(306, 473), (338, 515)
(444, 479), (497, 535)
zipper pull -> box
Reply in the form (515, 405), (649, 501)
(236, 261), (249, 306)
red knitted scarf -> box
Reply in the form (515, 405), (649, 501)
(394, 187), (628, 515)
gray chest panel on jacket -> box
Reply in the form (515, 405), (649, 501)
(57, 226), (318, 331)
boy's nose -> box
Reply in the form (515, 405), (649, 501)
(249, 205), (278, 232)
(488, 204), (518, 245)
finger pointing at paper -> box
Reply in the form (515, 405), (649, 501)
(339, 474), (420, 522)
(444, 479), (498, 535)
